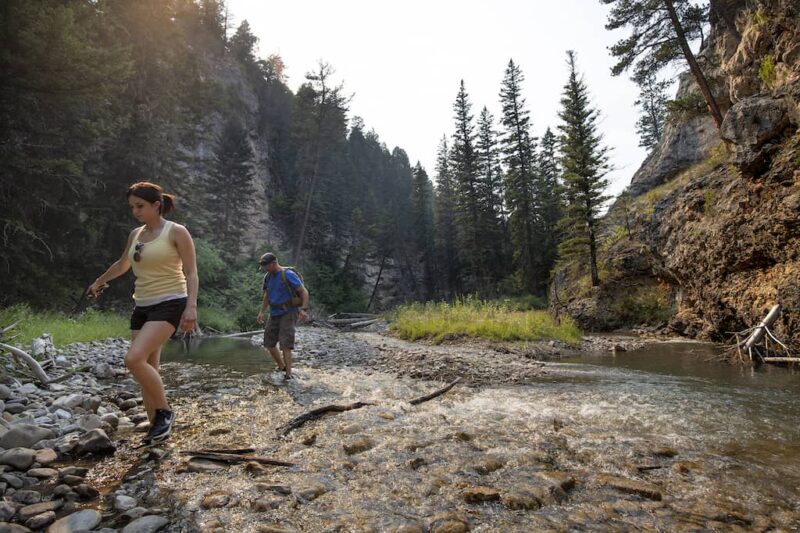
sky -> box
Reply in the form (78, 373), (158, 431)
(227, 0), (653, 198)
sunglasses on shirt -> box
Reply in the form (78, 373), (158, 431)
(133, 242), (144, 262)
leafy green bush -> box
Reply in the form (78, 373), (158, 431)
(303, 261), (368, 314)
(390, 297), (582, 344)
(609, 284), (673, 325)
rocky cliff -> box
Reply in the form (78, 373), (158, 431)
(552, 0), (800, 346)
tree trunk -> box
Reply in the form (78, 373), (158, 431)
(366, 255), (386, 312)
(664, 0), (724, 130)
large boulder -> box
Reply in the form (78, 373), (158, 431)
(721, 96), (792, 174)
(0, 425), (55, 449)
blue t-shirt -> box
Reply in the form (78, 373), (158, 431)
(263, 269), (303, 317)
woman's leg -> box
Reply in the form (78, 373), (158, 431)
(126, 321), (174, 421)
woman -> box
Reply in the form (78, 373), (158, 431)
(88, 182), (198, 444)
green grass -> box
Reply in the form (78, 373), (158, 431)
(0, 305), (129, 348)
(390, 298), (582, 345)
(197, 306), (238, 333)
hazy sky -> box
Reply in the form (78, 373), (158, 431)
(227, 0), (653, 197)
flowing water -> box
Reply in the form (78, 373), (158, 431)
(150, 330), (800, 531)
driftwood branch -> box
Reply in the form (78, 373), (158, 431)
(409, 378), (462, 405)
(0, 321), (19, 336)
(742, 304), (781, 362)
(0, 342), (50, 385)
(181, 451), (294, 466)
(277, 401), (374, 435)
(347, 319), (380, 328)
(216, 329), (264, 339)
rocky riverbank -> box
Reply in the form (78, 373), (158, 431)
(1, 328), (797, 532)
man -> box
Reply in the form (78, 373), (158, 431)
(256, 252), (309, 379)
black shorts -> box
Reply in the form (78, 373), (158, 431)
(130, 297), (187, 332)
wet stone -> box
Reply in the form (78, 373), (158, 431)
(538, 471), (576, 492)
(596, 474), (663, 501)
(74, 483), (100, 500)
(114, 494), (137, 511)
(472, 455), (506, 475)
(529, 484), (569, 505)
(187, 458), (227, 473)
(428, 513), (471, 533)
(59, 466), (88, 478)
(61, 475), (83, 486)
(201, 491), (231, 509)
(121, 515), (170, 533)
(252, 497), (283, 511)
(295, 481), (328, 501)
(257, 525), (297, 533)
(244, 461), (268, 475)
(73, 428), (115, 456)
(343, 437), (374, 455)
(463, 486), (500, 504)
(207, 427), (230, 436)
(652, 447), (678, 458)
(301, 433), (317, 446)
(256, 484), (292, 496)
(338, 423), (363, 435)
(502, 489), (542, 510)
(389, 524), (424, 533)
(46, 509), (102, 533)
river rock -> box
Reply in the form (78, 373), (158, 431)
(2, 473), (24, 488)
(46, 509), (101, 532)
(252, 497), (282, 511)
(538, 471), (576, 492)
(99, 413), (119, 430)
(11, 490), (42, 505)
(121, 515), (169, 533)
(428, 513), (470, 533)
(26, 511), (56, 529)
(114, 494), (138, 511)
(388, 524), (424, 533)
(0, 425), (55, 449)
(91, 363), (113, 379)
(472, 455), (506, 475)
(0, 522), (32, 532)
(73, 483), (99, 500)
(0, 448), (37, 470)
(187, 458), (227, 473)
(201, 491), (230, 509)
(255, 484), (292, 495)
(463, 486), (500, 503)
(73, 428), (115, 456)
(503, 489), (541, 510)
(295, 481), (328, 501)
(51, 394), (86, 410)
(257, 526), (297, 533)
(118, 399), (138, 411)
(17, 384), (39, 395)
(18, 500), (62, 521)
(34, 449), (57, 466)
(343, 437), (374, 455)
(26, 468), (57, 479)
(0, 502), (17, 521)
(59, 466), (88, 478)
(596, 474), (663, 501)
(0, 385), (12, 400)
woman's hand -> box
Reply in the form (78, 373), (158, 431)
(87, 280), (108, 299)
(180, 305), (197, 332)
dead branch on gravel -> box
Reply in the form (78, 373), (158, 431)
(0, 341), (50, 385)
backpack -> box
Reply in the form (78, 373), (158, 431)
(265, 267), (304, 308)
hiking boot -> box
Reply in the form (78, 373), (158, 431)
(147, 408), (175, 443)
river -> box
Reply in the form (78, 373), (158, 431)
(140, 328), (800, 531)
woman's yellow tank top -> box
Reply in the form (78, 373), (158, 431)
(128, 221), (187, 306)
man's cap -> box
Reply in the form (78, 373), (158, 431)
(259, 252), (277, 265)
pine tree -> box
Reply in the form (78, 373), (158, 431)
(450, 81), (485, 290)
(476, 107), (510, 284)
(412, 162), (437, 299)
(202, 118), (257, 253)
(633, 70), (671, 151)
(433, 136), (462, 299)
(557, 51), (610, 287)
(498, 59), (540, 293)
(601, 0), (722, 129)
(536, 128), (563, 282)
(229, 20), (258, 64)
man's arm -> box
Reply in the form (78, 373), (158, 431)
(257, 290), (270, 324)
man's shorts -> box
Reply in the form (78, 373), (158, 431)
(130, 297), (187, 332)
(264, 312), (298, 349)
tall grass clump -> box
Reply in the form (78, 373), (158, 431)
(390, 298), (582, 345)
(0, 305), (129, 348)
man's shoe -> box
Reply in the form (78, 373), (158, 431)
(148, 408), (175, 443)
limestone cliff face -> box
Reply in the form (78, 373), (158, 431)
(553, 0), (800, 345)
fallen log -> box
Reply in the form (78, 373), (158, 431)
(0, 342), (50, 385)
(277, 401), (374, 435)
(742, 304), (781, 362)
(326, 317), (376, 325)
(181, 451), (294, 467)
(347, 319), (380, 328)
(409, 378), (462, 405)
(762, 357), (800, 363)
(216, 329), (264, 339)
